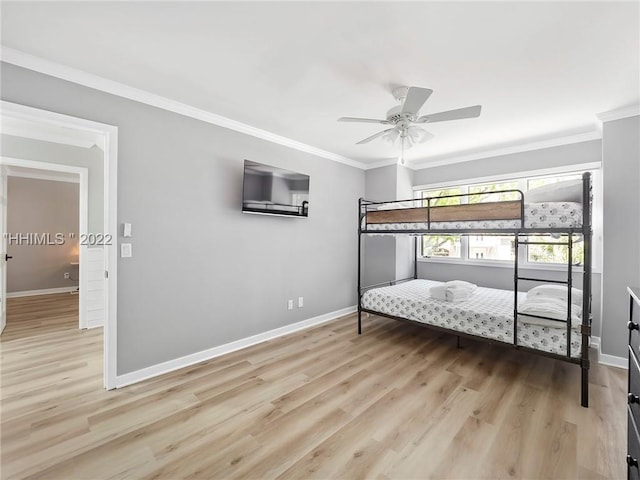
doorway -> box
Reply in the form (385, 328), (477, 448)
(0, 101), (118, 389)
(3, 162), (87, 327)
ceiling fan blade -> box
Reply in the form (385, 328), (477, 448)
(338, 117), (390, 124)
(418, 105), (482, 123)
(356, 128), (396, 145)
(401, 87), (433, 114)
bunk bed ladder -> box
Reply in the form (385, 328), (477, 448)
(357, 198), (363, 335)
(513, 236), (574, 356)
(581, 171), (593, 407)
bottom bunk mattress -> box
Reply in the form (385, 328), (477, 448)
(361, 279), (582, 358)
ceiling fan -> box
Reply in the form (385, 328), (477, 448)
(338, 86), (482, 163)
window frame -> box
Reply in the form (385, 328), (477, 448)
(413, 167), (601, 272)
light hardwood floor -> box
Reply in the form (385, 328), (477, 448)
(1, 294), (626, 479)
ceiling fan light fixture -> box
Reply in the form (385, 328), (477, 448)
(382, 129), (400, 145)
(407, 126), (428, 144)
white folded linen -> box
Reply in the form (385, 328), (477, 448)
(446, 285), (474, 303)
(446, 280), (477, 293)
(430, 280), (477, 303)
(429, 285), (447, 300)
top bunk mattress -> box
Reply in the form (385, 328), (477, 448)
(363, 202), (582, 232)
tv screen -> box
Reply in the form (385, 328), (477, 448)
(242, 160), (310, 217)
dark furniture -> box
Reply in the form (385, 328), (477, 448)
(357, 172), (593, 407)
(627, 286), (640, 479)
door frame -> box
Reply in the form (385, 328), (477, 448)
(0, 164), (7, 335)
(1, 100), (118, 389)
(2, 158), (88, 327)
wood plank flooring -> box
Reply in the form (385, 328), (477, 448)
(1, 294), (627, 479)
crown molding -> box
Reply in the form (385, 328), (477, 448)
(596, 104), (640, 123)
(407, 130), (602, 171)
(0, 46), (366, 170)
(362, 158), (401, 170)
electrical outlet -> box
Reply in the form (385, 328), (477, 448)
(121, 243), (132, 258)
(64, 272), (70, 279)
(298, 297), (304, 308)
(287, 299), (293, 310)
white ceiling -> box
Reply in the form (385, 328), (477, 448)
(1, 1), (638, 167)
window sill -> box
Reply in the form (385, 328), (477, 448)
(417, 256), (600, 273)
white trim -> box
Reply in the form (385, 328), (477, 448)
(1, 46), (364, 170)
(1, 101), (119, 390)
(7, 286), (78, 298)
(596, 105), (640, 123)
(591, 336), (627, 369)
(408, 131), (602, 171)
(598, 353), (626, 369)
(114, 305), (356, 388)
(1, 119), (100, 149)
(6, 166), (79, 183)
(363, 158), (401, 171)
(412, 161), (601, 192)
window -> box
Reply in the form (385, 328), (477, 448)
(468, 181), (520, 203)
(467, 181), (519, 261)
(421, 188), (461, 258)
(527, 235), (583, 265)
(416, 171), (591, 266)
(468, 235), (515, 261)
(527, 174), (581, 190)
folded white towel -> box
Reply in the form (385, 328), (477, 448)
(430, 281), (477, 302)
(446, 285), (474, 303)
(445, 280), (477, 293)
(429, 285), (447, 300)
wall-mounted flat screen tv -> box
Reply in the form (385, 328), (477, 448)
(242, 160), (310, 217)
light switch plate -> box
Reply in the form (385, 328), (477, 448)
(121, 243), (132, 258)
(123, 223), (132, 237)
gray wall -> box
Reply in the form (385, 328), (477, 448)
(413, 140), (602, 187)
(363, 165), (397, 286)
(410, 140), (604, 338)
(0, 63), (365, 374)
(1, 134), (104, 234)
(395, 165), (414, 280)
(362, 164), (416, 286)
(601, 115), (640, 358)
(7, 176), (79, 293)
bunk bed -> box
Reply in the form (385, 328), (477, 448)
(357, 172), (593, 407)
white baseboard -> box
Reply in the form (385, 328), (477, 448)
(114, 305), (357, 389)
(591, 336), (627, 369)
(7, 286), (78, 298)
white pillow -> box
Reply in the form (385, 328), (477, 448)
(527, 284), (583, 306)
(519, 297), (582, 328)
(376, 201), (415, 210)
(526, 179), (583, 203)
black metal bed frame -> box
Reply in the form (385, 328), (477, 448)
(357, 172), (593, 407)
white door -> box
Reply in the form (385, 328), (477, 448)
(0, 165), (8, 334)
